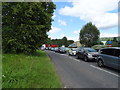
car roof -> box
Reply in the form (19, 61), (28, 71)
(101, 47), (120, 50)
(79, 47), (93, 49)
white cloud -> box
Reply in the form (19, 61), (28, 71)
(52, 13), (56, 19)
(48, 34), (65, 40)
(73, 30), (80, 34)
(48, 33), (79, 41)
(59, 0), (119, 29)
(49, 26), (61, 34)
(58, 19), (67, 26)
(67, 36), (79, 41)
(100, 33), (118, 38)
(60, 34), (79, 41)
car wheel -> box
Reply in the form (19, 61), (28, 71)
(84, 56), (88, 62)
(76, 54), (79, 59)
(97, 59), (104, 67)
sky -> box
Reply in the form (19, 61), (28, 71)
(47, 0), (119, 41)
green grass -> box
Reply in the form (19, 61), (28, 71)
(2, 50), (61, 88)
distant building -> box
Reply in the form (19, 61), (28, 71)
(68, 41), (82, 48)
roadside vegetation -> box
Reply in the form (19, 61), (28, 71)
(2, 50), (61, 88)
(92, 45), (108, 51)
(47, 37), (74, 47)
(2, 2), (55, 54)
(2, 2), (61, 88)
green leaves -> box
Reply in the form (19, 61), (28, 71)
(2, 2), (56, 53)
(46, 37), (74, 47)
(79, 22), (100, 47)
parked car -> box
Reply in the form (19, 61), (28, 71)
(58, 47), (66, 54)
(51, 47), (55, 51)
(48, 47), (51, 50)
(40, 46), (45, 50)
(65, 47), (71, 54)
(54, 47), (59, 52)
(97, 47), (120, 70)
(68, 48), (78, 56)
(76, 47), (98, 61)
(45, 47), (49, 50)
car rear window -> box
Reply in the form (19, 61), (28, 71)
(72, 48), (78, 51)
(100, 48), (120, 57)
(114, 49), (120, 57)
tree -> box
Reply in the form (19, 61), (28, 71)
(66, 40), (74, 47)
(79, 22), (100, 47)
(46, 37), (74, 47)
(2, 2), (56, 53)
(61, 37), (67, 46)
(113, 37), (117, 42)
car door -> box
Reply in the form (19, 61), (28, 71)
(78, 48), (83, 58)
(100, 49), (119, 69)
(113, 49), (120, 70)
(80, 48), (85, 58)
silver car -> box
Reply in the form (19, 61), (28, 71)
(68, 48), (78, 56)
(97, 47), (120, 70)
(76, 47), (98, 61)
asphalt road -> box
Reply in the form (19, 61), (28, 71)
(45, 50), (120, 88)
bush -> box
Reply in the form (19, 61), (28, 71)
(92, 45), (108, 50)
(2, 2), (56, 54)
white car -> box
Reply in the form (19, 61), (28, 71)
(40, 46), (45, 50)
(68, 48), (78, 56)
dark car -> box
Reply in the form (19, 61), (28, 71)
(58, 47), (66, 54)
(97, 47), (120, 70)
(76, 47), (98, 61)
(48, 47), (51, 50)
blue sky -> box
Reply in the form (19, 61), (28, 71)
(48, 0), (119, 41)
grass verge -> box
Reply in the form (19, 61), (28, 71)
(2, 50), (61, 88)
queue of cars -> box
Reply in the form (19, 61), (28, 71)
(45, 46), (120, 70)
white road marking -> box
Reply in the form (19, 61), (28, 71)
(60, 54), (65, 56)
(60, 54), (68, 56)
(64, 54), (68, 56)
(64, 86), (67, 88)
(90, 65), (120, 77)
(69, 57), (81, 62)
(73, 59), (81, 62)
(58, 53), (81, 62)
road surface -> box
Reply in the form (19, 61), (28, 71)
(45, 50), (119, 88)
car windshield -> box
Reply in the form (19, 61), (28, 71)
(65, 48), (69, 50)
(84, 48), (96, 52)
(72, 48), (77, 51)
(60, 47), (65, 50)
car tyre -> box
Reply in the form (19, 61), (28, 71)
(76, 54), (79, 59)
(84, 56), (88, 62)
(97, 59), (104, 67)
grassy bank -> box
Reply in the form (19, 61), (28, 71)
(2, 50), (61, 88)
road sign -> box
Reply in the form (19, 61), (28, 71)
(108, 41), (112, 44)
